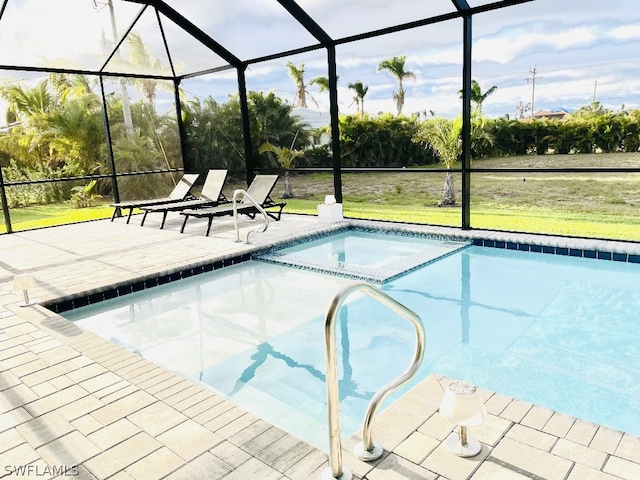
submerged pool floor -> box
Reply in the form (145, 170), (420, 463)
(64, 236), (640, 449)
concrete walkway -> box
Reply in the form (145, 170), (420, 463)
(1, 212), (639, 479)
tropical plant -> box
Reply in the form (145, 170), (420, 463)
(347, 81), (369, 114)
(249, 91), (309, 151)
(469, 113), (496, 159)
(458, 79), (498, 114)
(309, 75), (338, 110)
(127, 32), (167, 108)
(1, 159), (82, 207)
(516, 101), (531, 119)
(339, 113), (434, 168)
(181, 91), (310, 179)
(0, 74), (105, 174)
(2, 79), (54, 121)
(0, 80), (57, 169)
(376, 55), (416, 116)
(413, 117), (463, 206)
(69, 180), (102, 208)
(286, 61), (317, 108)
(309, 76), (331, 92)
(181, 95), (244, 175)
(620, 109), (640, 152)
(258, 138), (304, 198)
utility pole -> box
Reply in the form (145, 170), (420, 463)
(592, 80), (598, 103)
(526, 66), (538, 121)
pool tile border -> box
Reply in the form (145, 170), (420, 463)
(470, 237), (640, 263)
(42, 219), (640, 315)
(44, 253), (253, 314)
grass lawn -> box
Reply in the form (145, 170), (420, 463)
(1, 202), (115, 233)
(3, 152), (640, 241)
(282, 152), (640, 241)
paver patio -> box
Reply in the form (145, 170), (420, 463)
(1, 212), (639, 479)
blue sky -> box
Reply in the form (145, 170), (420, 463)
(180, 0), (640, 120)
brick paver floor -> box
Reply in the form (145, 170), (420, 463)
(1, 212), (639, 479)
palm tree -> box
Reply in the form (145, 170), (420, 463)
(516, 101), (531, 119)
(413, 112), (493, 205)
(376, 55), (416, 116)
(125, 32), (178, 174)
(258, 138), (304, 198)
(95, 0), (133, 136)
(458, 79), (498, 114)
(1, 79), (53, 122)
(347, 81), (369, 114)
(0, 74), (105, 175)
(0, 79), (57, 168)
(286, 61), (318, 109)
(309, 76), (330, 93)
(127, 32), (168, 109)
(413, 117), (463, 206)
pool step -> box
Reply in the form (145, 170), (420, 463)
(197, 363), (361, 451)
(255, 234), (471, 284)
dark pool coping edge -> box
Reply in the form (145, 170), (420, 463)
(41, 253), (256, 313)
(43, 219), (640, 314)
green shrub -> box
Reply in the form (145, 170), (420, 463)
(69, 180), (102, 208)
(2, 160), (83, 208)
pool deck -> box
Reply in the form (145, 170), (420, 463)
(1, 211), (639, 480)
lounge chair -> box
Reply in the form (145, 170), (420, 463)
(110, 172), (200, 223)
(139, 169), (230, 229)
(179, 174), (286, 236)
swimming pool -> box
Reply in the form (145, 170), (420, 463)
(62, 230), (640, 450)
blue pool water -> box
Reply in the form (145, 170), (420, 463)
(63, 234), (640, 449)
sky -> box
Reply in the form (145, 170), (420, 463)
(1, 0), (639, 122)
(180, 0), (640, 120)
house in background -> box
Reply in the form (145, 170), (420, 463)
(532, 108), (571, 120)
(292, 107), (331, 146)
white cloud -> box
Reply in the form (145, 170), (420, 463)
(474, 26), (597, 64)
(609, 24), (640, 41)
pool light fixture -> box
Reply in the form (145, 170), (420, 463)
(12, 273), (37, 307)
(439, 381), (486, 457)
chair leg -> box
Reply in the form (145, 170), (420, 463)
(140, 211), (149, 226)
(180, 215), (189, 233)
(205, 217), (214, 237)
(266, 208), (283, 221)
(270, 205), (284, 221)
(160, 212), (167, 229)
(126, 209), (134, 224)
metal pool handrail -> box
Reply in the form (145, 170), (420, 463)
(322, 281), (426, 480)
(232, 188), (269, 244)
